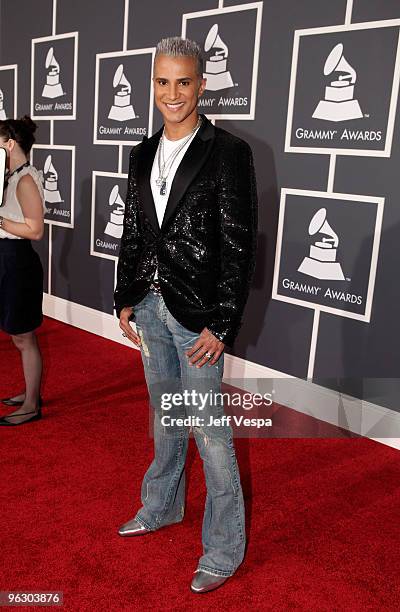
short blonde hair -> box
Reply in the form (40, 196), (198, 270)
(155, 37), (203, 78)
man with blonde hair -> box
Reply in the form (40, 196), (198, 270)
(115, 36), (258, 593)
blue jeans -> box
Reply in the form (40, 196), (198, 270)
(132, 289), (246, 577)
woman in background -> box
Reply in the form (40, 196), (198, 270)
(0, 116), (46, 426)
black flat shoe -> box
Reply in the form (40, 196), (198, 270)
(1, 395), (43, 408)
(0, 408), (42, 426)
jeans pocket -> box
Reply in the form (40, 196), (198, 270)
(132, 292), (150, 319)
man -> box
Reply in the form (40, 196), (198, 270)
(114, 36), (258, 594)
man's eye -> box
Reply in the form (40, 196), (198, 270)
(180, 82), (189, 86)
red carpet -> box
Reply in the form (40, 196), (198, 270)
(1, 317), (400, 611)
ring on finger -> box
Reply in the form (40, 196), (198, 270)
(205, 351), (213, 358)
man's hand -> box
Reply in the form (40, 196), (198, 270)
(185, 327), (224, 368)
(119, 306), (141, 347)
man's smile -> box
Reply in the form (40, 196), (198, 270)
(164, 102), (185, 111)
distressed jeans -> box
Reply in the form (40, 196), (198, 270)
(131, 289), (246, 577)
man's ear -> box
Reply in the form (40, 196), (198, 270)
(198, 77), (207, 97)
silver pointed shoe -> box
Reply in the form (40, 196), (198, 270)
(190, 570), (229, 593)
(118, 518), (151, 537)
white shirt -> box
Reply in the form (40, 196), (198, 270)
(150, 123), (201, 279)
(0, 165), (45, 239)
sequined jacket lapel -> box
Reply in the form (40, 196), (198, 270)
(136, 114), (215, 235)
(114, 114), (258, 347)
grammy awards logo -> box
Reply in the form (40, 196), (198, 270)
(104, 185), (125, 239)
(108, 64), (136, 121)
(43, 155), (63, 204)
(0, 89), (6, 120)
(42, 47), (64, 99)
(298, 208), (345, 280)
(203, 24), (234, 91)
(313, 43), (363, 122)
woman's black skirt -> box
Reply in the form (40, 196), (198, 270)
(0, 239), (43, 335)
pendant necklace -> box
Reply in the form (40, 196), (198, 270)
(156, 116), (202, 195)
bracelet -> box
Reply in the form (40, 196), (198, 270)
(0, 216), (3, 229)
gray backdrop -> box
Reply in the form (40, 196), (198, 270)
(1, 0), (399, 411)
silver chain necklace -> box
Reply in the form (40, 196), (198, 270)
(156, 116), (202, 195)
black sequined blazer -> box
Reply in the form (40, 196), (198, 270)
(114, 113), (258, 347)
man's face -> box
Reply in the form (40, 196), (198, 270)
(153, 54), (206, 124)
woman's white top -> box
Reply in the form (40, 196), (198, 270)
(0, 165), (45, 239)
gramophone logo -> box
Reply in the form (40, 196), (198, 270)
(0, 89), (6, 120)
(298, 208), (345, 280)
(91, 173), (129, 259)
(0, 65), (17, 120)
(41, 47), (64, 99)
(285, 23), (400, 154)
(313, 44), (363, 122)
(182, 3), (262, 118)
(32, 33), (77, 119)
(108, 64), (136, 122)
(94, 49), (154, 145)
(203, 24), (234, 91)
(31, 144), (74, 226)
(43, 155), (63, 205)
(273, 189), (384, 321)
(104, 185), (125, 239)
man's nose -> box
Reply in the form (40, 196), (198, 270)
(167, 83), (178, 100)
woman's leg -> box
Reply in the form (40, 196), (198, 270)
(4, 331), (42, 423)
